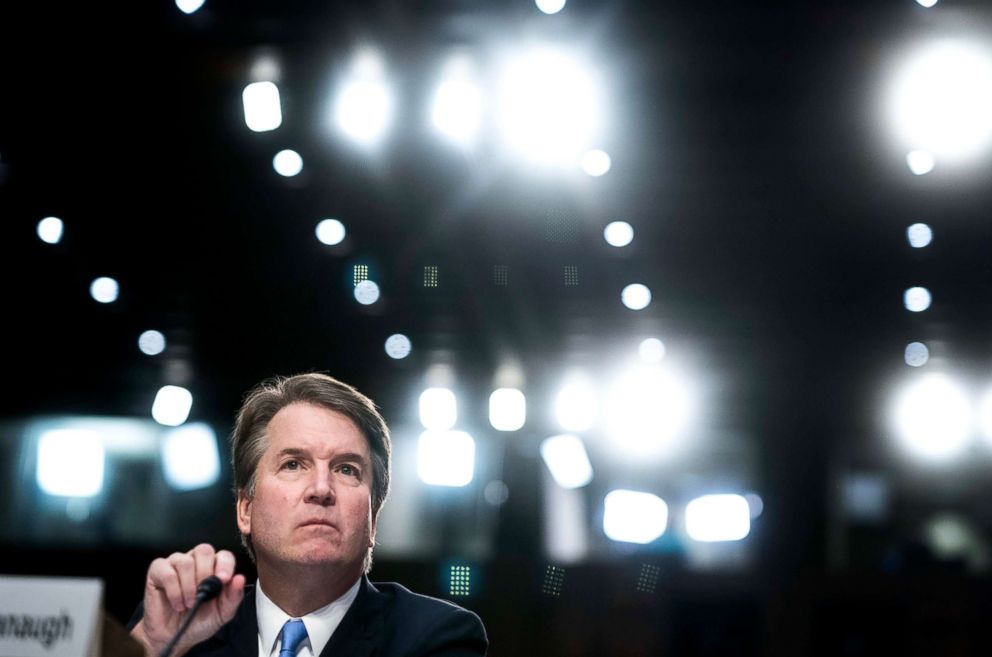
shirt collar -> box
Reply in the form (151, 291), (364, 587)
(255, 577), (362, 657)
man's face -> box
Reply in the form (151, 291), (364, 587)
(236, 402), (375, 576)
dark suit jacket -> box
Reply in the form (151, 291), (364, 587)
(132, 576), (487, 657)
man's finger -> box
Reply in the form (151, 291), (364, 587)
(214, 550), (237, 583)
(148, 557), (185, 614)
(169, 552), (197, 609)
(189, 543), (217, 589)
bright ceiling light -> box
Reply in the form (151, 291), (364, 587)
(417, 430), (475, 487)
(161, 423), (220, 491)
(904, 342), (929, 367)
(581, 149), (611, 176)
(904, 286), (931, 312)
(603, 490), (668, 544)
(384, 334), (412, 359)
(273, 149), (303, 177)
(242, 82), (282, 132)
(889, 40), (992, 160)
(175, 0), (205, 14)
(604, 365), (693, 460)
(685, 494), (751, 542)
(907, 223), (933, 248)
(540, 434), (593, 489)
(906, 150), (936, 175)
(489, 388), (526, 431)
(37, 429), (105, 497)
(334, 50), (393, 147)
(420, 387), (457, 430)
(431, 57), (482, 147)
(638, 338), (666, 363)
(554, 376), (598, 431)
(603, 221), (634, 247)
(354, 280), (380, 305)
(893, 373), (972, 460)
(621, 283), (652, 310)
(138, 330), (167, 356)
(152, 385), (193, 427)
(37, 216), (64, 244)
(977, 388), (992, 445)
(316, 218), (346, 246)
(90, 277), (119, 304)
(916, 0), (938, 6)
(536, 0), (566, 14)
(498, 48), (602, 165)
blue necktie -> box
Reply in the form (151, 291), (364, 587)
(278, 620), (309, 657)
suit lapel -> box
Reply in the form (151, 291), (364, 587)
(318, 577), (386, 657)
(227, 586), (260, 657)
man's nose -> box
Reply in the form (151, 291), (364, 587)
(305, 467), (335, 506)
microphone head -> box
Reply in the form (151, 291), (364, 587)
(195, 575), (224, 602)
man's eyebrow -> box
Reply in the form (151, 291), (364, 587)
(333, 452), (370, 465)
(276, 447), (309, 458)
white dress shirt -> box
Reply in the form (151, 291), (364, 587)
(255, 577), (361, 657)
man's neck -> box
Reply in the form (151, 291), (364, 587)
(256, 562), (361, 618)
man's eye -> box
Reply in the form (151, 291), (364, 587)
(338, 464), (360, 478)
(282, 460), (300, 470)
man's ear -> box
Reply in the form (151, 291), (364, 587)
(236, 489), (252, 536)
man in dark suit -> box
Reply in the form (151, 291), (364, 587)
(129, 374), (487, 657)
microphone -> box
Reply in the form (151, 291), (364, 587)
(159, 576), (224, 657)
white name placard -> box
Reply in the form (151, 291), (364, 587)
(0, 576), (103, 657)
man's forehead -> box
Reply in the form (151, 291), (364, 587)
(262, 402), (371, 455)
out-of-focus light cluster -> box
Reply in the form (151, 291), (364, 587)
(175, 0), (205, 15)
(906, 150), (935, 175)
(384, 334), (412, 359)
(602, 491), (752, 545)
(354, 280), (380, 305)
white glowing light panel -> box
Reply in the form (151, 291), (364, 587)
(37, 216), (64, 244)
(419, 387), (457, 430)
(334, 52), (393, 147)
(417, 430), (475, 487)
(603, 490), (668, 544)
(893, 373), (972, 460)
(555, 379), (598, 431)
(907, 223), (932, 248)
(889, 40), (992, 160)
(432, 76), (482, 146)
(907, 150), (935, 175)
(37, 429), (105, 497)
(316, 219), (346, 246)
(161, 423), (220, 490)
(604, 366), (692, 459)
(621, 283), (652, 310)
(90, 277), (119, 304)
(603, 221), (634, 247)
(138, 330), (166, 356)
(489, 388), (526, 431)
(685, 494), (751, 542)
(152, 385), (193, 427)
(904, 286), (931, 312)
(273, 150), (303, 177)
(242, 82), (283, 132)
(540, 434), (593, 489)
